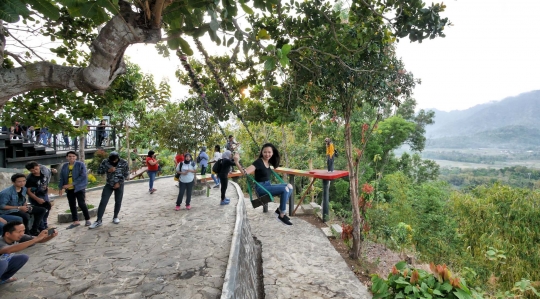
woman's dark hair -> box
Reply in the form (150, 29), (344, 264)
(214, 145), (220, 152)
(259, 143), (280, 169)
(2, 221), (23, 237)
(147, 150), (155, 157)
(66, 151), (78, 157)
(11, 173), (26, 182)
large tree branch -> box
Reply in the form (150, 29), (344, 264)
(0, 1), (161, 103)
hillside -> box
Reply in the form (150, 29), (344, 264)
(425, 90), (540, 149)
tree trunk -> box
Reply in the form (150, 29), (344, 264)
(126, 121), (131, 168)
(0, 20), (5, 67)
(307, 120), (315, 202)
(0, 1), (161, 103)
(78, 119), (86, 161)
(345, 116), (363, 260)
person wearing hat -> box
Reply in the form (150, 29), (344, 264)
(146, 150), (159, 194)
(89, 151), (130, 229)
(197, 147), (209, 175)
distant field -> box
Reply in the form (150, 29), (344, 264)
(420, 148), (540, 169)
(431, 159), (540, 169)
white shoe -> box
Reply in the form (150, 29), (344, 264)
(88, 221), (102, 229)
(113, 218), (120, 224)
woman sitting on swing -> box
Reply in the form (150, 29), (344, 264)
(234, 143), (294, 226)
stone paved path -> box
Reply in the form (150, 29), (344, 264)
(1, 177), (371, 299)
(1, 178), (238, 299)
(245, 200), (371, 299)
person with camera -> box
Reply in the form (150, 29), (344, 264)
(0, 221), (57, 285)
(25, 161), (57, 231)
(0, 174), (47, 236)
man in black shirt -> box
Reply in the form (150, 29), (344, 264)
(25, 162), (56, 231)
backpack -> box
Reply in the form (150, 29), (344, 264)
(334, 148), (339, 158)
(212, 159), (222, 173)
(196, 154), (202, 163)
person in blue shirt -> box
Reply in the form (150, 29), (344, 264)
(198, 146), (210, 175)
(58, 151), (91, 229)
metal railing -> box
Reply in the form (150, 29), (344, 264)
(3, 126), (116, 152)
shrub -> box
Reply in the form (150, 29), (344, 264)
(371, 262), (481, 299)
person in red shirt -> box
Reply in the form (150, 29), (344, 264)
(174, 152), (184, 167)
(146, 151), (160, 194)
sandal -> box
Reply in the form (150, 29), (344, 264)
(0, 277), (17, 285)
(66, 223), (81, 230)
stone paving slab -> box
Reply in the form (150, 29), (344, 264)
(244, 200), (371, 299)
(1, 178), (238, 299)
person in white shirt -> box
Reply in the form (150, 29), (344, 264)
(175, 154), (197, 211)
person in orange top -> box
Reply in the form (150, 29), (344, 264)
(325, 138), (335, 172)
(146, 150), (160, 194)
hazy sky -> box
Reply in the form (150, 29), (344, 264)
(127, 0), (540, 112)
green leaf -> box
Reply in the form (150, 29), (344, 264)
(227, 37), (234, 47)
(264, 58), (275, 70)
(404, 285), (413, 294)
(209, 16), (219, 32)
(440, 283), (453, 292)
(257, 29), (270, 40)
(395, 261), (407, 270)
(25, 0), (60, 20)
(281, 44), (292, 56)
(234, 30), (244, 41)
(0, 0), (30, 23)
(240, 3), (253, 14)
(178, 37), (193, 55)
(96, 0), (118, 14)
(433, 289), (443, 296)
(279, 56), (289, 68)
(453, 289), (473, 299)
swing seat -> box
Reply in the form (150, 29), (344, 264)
(246, 175), (274, 209)
(251, 193), (272, 209)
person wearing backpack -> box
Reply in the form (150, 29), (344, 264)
(209, 145), (222, 188)
(175, 154), (197, 211)
(325, 138), (335, 173)
(197, 147), (209, 175)
(216, 150), (236, 205)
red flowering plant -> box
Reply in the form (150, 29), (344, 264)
(371, 262), (481, 299)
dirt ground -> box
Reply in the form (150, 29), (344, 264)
(296, 214), (404, 288)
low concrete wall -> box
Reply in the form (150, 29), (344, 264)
(221, 181), (262, 299)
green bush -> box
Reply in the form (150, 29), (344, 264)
(371, 261), (480, 299)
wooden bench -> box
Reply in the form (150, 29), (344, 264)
(129, 166), (148, 180)
(195, 170), (244, 182)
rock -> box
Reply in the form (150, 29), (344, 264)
(57, 207), (97, 223)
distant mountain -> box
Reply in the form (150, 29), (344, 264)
(425, 90), (540, 149)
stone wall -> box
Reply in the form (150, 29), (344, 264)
(0, 168), (25, 191)
(221, 182), (262, 299)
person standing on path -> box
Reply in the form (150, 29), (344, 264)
(58, 151), (91, 228)
(95, 120), (106, 148)
(175, 154), (197, 211)
(146, 150), (159, 194)
(217, 150), (236, 205)
(325, 137), (335, 173)
(209, 145), (222, 188)
(89, 152), (130, 229)
(197, 147), (209, 176)
(234, 143), (294, 225)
